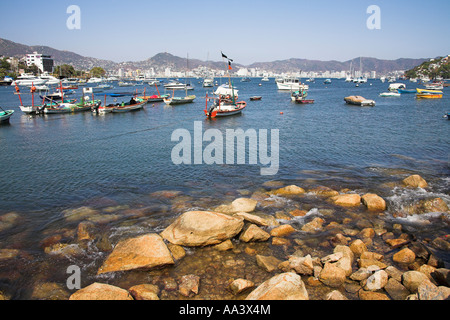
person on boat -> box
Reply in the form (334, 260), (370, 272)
(129, 97), (137, 105)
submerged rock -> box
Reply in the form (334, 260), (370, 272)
(402, 175), (428, 188)
(97, 234), (174, 275)
(160, 211), (244, 247)
(270, 185), (305, 196)
(331, 194), (361, 207)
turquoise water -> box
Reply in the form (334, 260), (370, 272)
(0, 79), (449, 299)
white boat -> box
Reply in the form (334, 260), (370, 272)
(147, 78), (161, 86)
(345, 76), (353, 82)
(87, 77), (104, 84)
(388, 83), (406, 91)
(261, 76), (270, 82)
(11, 73), (47, 86)
(424, 83), (444, 90)
(380, 92), (401, 97)
(203, 78), (214, 87)
(276, 78), (309, 91)
(39, 72), (60, 85)
(164, 80), (187, 90)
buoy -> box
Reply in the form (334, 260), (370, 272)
(280, 112), (284, 115)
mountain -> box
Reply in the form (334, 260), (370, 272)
(0, 38), (116, 70)
(248, 57), (429, 74)
(0, 37), (429, 74)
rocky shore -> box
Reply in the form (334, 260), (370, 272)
(0, 174), (449, 300)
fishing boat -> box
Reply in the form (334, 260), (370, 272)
(276, 77), (309, 91)
(137, 85), (169, 102)
(379, 92), (401, 97)
(241, 77), (251, 82)
(0, 109), (14, 124)
(112, 98), (147, 112)
(292, 90), (314, 104)
(98, 94), (147, 114)
(204, 53), (247, 118)
(44, 87), (100, 114)
(164, 94), (196, 105)
(344, 96), (376, 107)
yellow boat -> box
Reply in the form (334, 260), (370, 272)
(416, 93), (443, 99)
(416, 88), (443, 94)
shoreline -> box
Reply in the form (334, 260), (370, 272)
(1, 174), (449, 300)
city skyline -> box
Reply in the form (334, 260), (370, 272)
(1, 0), (449, 65)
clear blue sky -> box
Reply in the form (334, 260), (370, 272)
(1, 0), (449, 65)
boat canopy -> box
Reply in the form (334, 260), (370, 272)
(214, 84), (238, 96)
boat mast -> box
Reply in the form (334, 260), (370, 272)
(221, 52), (235, 104)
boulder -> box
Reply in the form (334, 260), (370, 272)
(402, 271), (429, 293)
(331, 194), (361, 207)
(229, 279), (255, 295)
(270, 224), (296, 237)
(301, 217), (325, 233)
(384, 278), (410, 300)
(69, 283), (133, 300)
(270, 185), (305, 196)
(417, 279), (450, 300)
(393, 248), (416, 264)
(402, 175), (428, 188)
(319, 262), (347, 288)
(256, 255), (282, 273)
(97, 234), (174, 275)
(289, 255), (314, 275)
(246, 273), (309, 300)
(364, 270), (388, 291)
(160, 211), (244, 246)
(239, 224), (270, 242)
(361, 193), (386, 211)
(128, 284), (160, 300)
(231, 198), (258, 213)
(325, 290), (348, 300)
(235, 212), (270, 226)
(308, 186), (339, 197)
(179, 274), (200, 297)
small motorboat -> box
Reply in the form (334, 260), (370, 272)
(344, 96), (376, 107)
(379, 92), (401, 97)
(250, 96), (262, 101)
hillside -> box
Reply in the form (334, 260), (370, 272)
(405, 56), (450, 79)
(0, 37), (429, 74)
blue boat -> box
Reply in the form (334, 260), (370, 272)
(398, 88), (416, 94)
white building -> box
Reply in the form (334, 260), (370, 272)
(25, 52), (54, 73)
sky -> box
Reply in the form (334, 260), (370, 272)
(1, 0), (449, 65)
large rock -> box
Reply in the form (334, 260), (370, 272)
(160, 211), (244, 246)
(402, 271), (429, 293)
(239, 224), (270, 242)
(361, 193), (386, 211)
(402, 175), (428, 188)
(393, 248), (416, 264)
(246, 273), (309, 300)
(69, 283), (133, 300)
(231, 198), (258, 213)
(319, 262), (347, 288)
(270, 185), (305, 196)
(331, 194), (361, 207)
(97, 234), (174, 275)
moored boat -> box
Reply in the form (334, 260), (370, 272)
(397, 88), (416, 94)
(344, 96), (376, 107)
(379, 92), (401, 97)
(250, 96), (262, 101)
(112, 98), (147, 112)
(0, 109), (14, 124)
(276, 77), (309, 91)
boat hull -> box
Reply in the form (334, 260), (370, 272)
(295, 99), (315, 104)
(0, 110), (14, 124)
(164, 96), (196, 105)
(112, 101), (146, 113)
